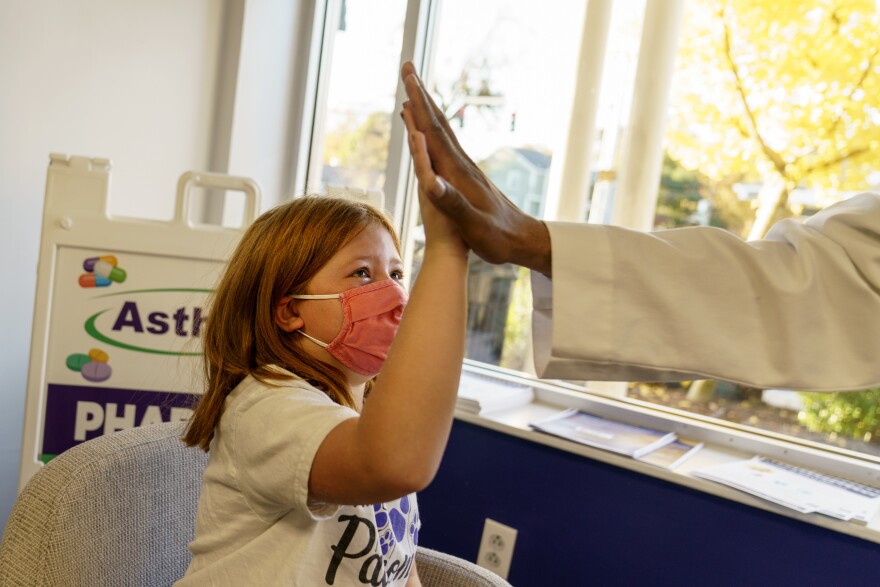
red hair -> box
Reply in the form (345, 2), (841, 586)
(183, 196), (399, 451)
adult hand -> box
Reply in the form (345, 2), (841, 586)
(400, 61), (552, 276)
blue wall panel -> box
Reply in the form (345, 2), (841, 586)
(417, 420), (880, 586)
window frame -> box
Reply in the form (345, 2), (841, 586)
(295, 0), (880, 541)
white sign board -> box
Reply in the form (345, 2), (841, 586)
(19, 154), (260, 489)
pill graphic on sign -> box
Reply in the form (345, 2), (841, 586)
(79, 274), (111, 288)
(81, 361), (112, 382)
(88, 348), (109, 363)
(66, 353), (92, 372)
(92, 260), (126, 283)
(83, 255), (118, 272)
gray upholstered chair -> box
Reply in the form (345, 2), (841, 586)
(0, 421), (510, 587)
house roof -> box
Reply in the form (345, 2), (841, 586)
(513, 148), (551, 170)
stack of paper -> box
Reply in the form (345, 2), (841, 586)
(693, 456), (880, 523)
(529, 409), (677, 458)
(636, 438), (704, 470)
(456, 372), (534, 415)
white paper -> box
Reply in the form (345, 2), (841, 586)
(693, 456), (880, 523)
(457, 372), (534, 414)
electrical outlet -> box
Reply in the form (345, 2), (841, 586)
(476, 518), (518, 579)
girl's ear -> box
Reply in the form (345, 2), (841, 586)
(274, 297), (305, 332)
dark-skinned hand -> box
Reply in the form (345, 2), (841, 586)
(400, 61), (552, 276)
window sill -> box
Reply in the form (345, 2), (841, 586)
(456, 363), (880, 544)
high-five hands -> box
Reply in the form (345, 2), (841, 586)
(400, 61), (552, 276)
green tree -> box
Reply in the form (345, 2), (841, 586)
(657, 154), (756, 234)
(655, 154), (705, 228)
(799, 389), (880, 444)
(323, 111), (391, 190)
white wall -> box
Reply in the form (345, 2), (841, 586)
(228, 0), (305, 211)
(0, 0), (223, 529)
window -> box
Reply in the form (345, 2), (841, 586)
(308, 0), (408, 197)
(303, 0), (880, 472)
(423, 0), (590, 367)
(641, 0), (880, 459)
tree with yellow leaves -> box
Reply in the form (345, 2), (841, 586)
(666, 0), (880, 239)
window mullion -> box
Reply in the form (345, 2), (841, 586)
(548, 0), (613, 223)
(385, 0), (436, 289)
(385, 0), (436, 229)
(302, 0), (342, 195)
(610, 0), (686, 231)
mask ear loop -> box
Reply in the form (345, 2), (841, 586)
(297, 330), (330, 348)
(288, 292), (341, 299)
(285, 292), (341, 348)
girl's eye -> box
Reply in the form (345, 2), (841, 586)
(352, 268), (369, 278)
(391, 270), (405, 282)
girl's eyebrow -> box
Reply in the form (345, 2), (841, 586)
(343, 254), (403, 266)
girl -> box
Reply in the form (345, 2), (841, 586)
(176, 116), (467, 586)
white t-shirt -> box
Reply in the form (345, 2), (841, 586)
(176, 370), (421, 586)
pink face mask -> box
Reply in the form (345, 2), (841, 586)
(291, 279), (408, 377)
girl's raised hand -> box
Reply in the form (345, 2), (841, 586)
(402, 105), (467, 257)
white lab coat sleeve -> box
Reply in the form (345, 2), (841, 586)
(531, 192), (880, 391)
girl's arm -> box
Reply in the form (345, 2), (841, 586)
(308, 107), (469, 505)
(405, 562), (422, 587)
